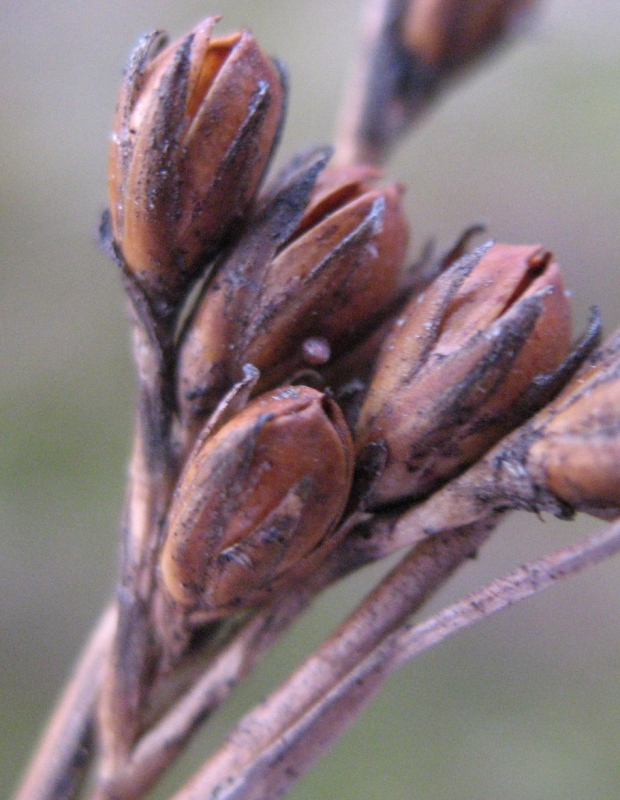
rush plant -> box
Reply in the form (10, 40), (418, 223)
(12, 3), (620, 799)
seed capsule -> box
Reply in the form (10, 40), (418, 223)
(355, 243), (572, 508)
(400, 312), (609, 532)
(525, 328), (620, 518)
(177, 152), (409, 434)
(402, 0), (537, 74)
(160, 386), (354, 617)
(345, 0), (537, 163)
(108, 17), (285, 304)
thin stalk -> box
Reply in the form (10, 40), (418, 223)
(96, 287), (180, 787)
(173, 519), (620, 800)
(170, 518), (497, 800)
(334, 0), (393, 166)
(89, 589), (316, 800)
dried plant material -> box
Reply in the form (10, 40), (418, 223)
(167, 520), (495, 800)
(15, 7), (620, 800)
(160, 386), (354, 618)
(355, 243), (572, 507)
(173, 520), (620, 800)
(526, 328), (620, 518)
(177, 155), (408, 430)
(335, 0), (538, 164)
(400, 323), (618, 533)
(402, 0), (536, 72)
(108, 18), (285, 304)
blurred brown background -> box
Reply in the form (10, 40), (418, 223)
(2, 1), (620, 797)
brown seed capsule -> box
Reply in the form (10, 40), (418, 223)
(525, 329), (620, 518)
(159, 386), (354, 617)
(355, 243), (572, 508)
(177, 152), (409, 434)
(108, 17), (285, 303)
(402, 0), (536, 73)
(345, 0), (537, 164)
(376, 312), (603, 538)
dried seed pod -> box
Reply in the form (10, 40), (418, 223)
(108, 17), (285, 304)
(402, 0), (537, 73)
(525, 328), (620, 518)
(398, 312), (610, 534)
(355, 243), (572, 508)
(177, 152), (409, 432)
(160, 386), (354, 617)
(347, 0), (537, 163)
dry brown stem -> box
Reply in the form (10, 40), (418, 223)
(334, 0), (538, 165)
(96, 288), (180, 787)
(334, 0), (392, 165)
(171, 519), (620, 800)
(169, 518), (497, 799)
(88, 587), (317, 800)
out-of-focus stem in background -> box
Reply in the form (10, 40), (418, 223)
(335, 0), (537, 165)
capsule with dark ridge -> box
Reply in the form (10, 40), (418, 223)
(402, 0), (537, 74)
(526, 328), (620, 519)
(355, 243), (572, 508)
(160, 386), (354, 617)
(108, 17), (285, 304)
(177, 153), (409, 434)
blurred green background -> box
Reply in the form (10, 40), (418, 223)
(2, 1), (620, 797)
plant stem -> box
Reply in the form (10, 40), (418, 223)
(96, 289), (179, 787)
(173, 518), (620, 800)
(334, 0), (393, 166)
(169, 518), (496, 800)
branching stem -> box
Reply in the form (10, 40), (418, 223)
(172, 519), (620, 800)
